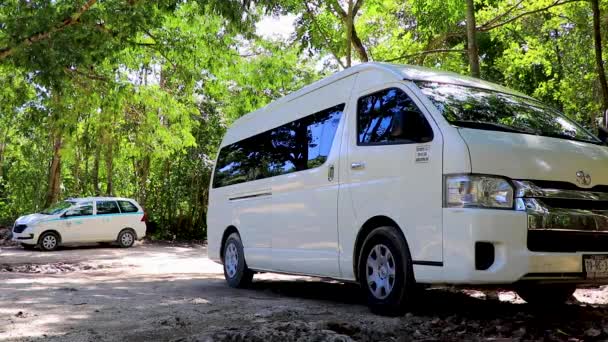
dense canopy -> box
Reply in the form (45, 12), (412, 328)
(0, 0), (607, 238)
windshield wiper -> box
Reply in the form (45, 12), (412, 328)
(450, 120), (537, 135)
(542, 132), (602, 145)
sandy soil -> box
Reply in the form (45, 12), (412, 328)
(1, 242), (608, 342)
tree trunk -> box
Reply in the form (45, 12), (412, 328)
(351, 24), (369, 62)
(105, 140), (113, 196)
(45, 135), (62, 207)
(466, 0), (481, 78)
(135, 155), (150, 207)
(92, 144), (101, 195)
(592, 0), (608, 127)
(345, 0), (354, 68)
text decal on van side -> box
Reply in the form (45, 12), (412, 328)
(415, 145), (430, 163)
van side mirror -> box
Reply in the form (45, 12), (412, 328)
(599, 126), (608, 144)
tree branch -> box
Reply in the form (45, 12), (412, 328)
(351, 23), (369, 62)
(327, 0), (347, 19)
(0, 0), (98, 60)
(383, 49), (466, 63)
(304, 1), (346, 68)
(481, 0), (525, 29)
(353, 0), (364, 17)
(64, 67), (109, 82)
(478, 0), (584, 32)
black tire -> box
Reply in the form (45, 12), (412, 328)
(117, 229), (135, 248)
(515, 284), (576, 306)
(21, 243), (36, 251)
(38, 232), (60, 251)
(358, 226), (415, 316)
(223, 233), (254, 288)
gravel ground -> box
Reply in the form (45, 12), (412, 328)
(1, 241), (608, 342)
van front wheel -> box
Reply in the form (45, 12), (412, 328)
(38, 232), (59, 251)
(223, 233), (253, 288)
(515, 284), (576, 306)
(358, 227), (415, 316)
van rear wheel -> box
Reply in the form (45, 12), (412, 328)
(223, 233), (254, 288)
(117, 230), (135, 248)
(358, 226), (415, 316)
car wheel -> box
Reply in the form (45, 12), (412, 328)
(21, 243), (36, 251)
(515, 284), (576, 305)
(38, 232), (59, 251)
(358, 226), (415, 316)
(117, 230), (135, 248)
(223, 233), (254, 288)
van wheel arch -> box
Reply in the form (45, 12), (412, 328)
(38, 230), (62, 251)
(220, 226), (239, 261)
(353, 216), (406, 282)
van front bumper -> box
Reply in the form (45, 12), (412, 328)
(439, 208), (608, 285)
(11, 230), (37, 244)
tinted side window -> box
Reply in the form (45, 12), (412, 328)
(66, 203), (93, 217)
(213, 132), (274, 188)
(268, 104), (343, 175)
(118, 201), (139, 213)
(357, 88), (433, 145)
(96, 201), (120, 215)
(213, 104), (344, 188)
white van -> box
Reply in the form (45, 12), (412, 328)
(207, 62), (608, 315)
(12, 197), (146, 251)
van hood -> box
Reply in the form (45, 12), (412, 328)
(458, 128), (608, 187)
(15, 213), (50, 225)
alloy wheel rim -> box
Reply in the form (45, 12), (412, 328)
(225, 242), (239, 279)
(121, 232), (133, 246)
(42, 235), (57, 250)
(366, 244), (396, 300)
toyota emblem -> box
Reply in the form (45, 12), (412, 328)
(576, 170), (592, 186)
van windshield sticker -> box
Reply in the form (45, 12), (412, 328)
(415, 145), (430, 163)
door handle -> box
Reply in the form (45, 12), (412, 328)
(351, 162), (366, 170)
(328, 164), (335, 182)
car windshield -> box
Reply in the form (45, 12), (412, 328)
(416, 82), (602, 145)
(41, 201), (74, 215)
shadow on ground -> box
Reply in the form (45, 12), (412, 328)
(2, 244), (607, 341)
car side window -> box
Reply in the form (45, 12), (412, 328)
(65, 203), (93, 217)
(117, 201), (139, 213)
(357, 88), (434, 145)
(96, 201), (120, 215)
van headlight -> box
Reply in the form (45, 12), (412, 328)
(445, 175), (514, 209)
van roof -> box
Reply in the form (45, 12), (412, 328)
(231, 62), (532, 129)
(66, 197), (137, 203)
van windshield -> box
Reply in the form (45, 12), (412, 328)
(416, 82), (602, 145)
(41, 201), (74, 215)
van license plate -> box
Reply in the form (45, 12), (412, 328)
(584, 255), (608, 279)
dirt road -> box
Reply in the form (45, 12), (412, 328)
(1, 243), (608, 341)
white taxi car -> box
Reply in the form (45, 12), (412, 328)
(12, 197), (147, 251)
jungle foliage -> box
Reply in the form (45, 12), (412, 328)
(0, 0), (607, 239)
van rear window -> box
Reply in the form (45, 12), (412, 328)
(118, 201), (139, 213)
(96, 201), (120, 215)
(213, 103), (344, 188)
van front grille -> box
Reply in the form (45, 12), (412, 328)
(520, 180), (608, 193)
(515, 180), (608, 252)
(528, 230), (608, 252)
(540, 198), (608, 211)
